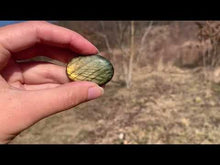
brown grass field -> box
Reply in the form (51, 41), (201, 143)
(10, 21), (220, 144)
(11, 64), (220, 144)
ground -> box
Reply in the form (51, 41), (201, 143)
(10, 64), (220, 144)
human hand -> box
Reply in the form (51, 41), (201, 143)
(0, 21), (104, 144)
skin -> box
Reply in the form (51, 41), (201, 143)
(0, 21), (104, 144)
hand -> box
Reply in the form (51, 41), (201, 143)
(0, 21), (104, 144)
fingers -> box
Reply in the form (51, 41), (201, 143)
(18, 81), (104, 124)
(0, 43), (11, 71)
(19, 61), (70, 85)
(14, 44), (78, 63)
(0, 21), (98, 54)
(23, 83), (61, 90)
(0, 81), (103, 141)
(0, 58), (23, 86)
(0, 21), (98, 69)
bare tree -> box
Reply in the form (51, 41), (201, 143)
(196, 21), (220, 68)
(93, 21), (113, 54)
(136, 21), (153, 63)
(127, 21), (135, 88)
(57, 21), (152, 88)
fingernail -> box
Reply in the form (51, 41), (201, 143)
(88, 86), (104, 100)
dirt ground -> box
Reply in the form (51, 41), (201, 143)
(10, 64), (220, 144)
(9, 21), (220, 144)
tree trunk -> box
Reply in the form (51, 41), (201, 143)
(127, 21), (135, 88)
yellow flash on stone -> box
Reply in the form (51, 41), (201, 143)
(66, 55), (114, 86)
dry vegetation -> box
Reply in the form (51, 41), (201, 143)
(11, 21), (220, 144)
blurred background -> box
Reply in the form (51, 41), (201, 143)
(4, 20), (220, 144)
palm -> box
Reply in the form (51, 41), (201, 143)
(1, 56), (68, 90)
(0, 21), (102, 144)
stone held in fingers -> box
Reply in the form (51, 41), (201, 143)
(66, 54), (114, 86)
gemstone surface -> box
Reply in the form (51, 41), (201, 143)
(66, 55), (114, 85)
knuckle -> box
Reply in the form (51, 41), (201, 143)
(24, 21), (50, 29)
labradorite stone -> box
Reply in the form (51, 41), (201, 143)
(66, 55), (114, 85)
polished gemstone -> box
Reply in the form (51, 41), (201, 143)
(66, 55), (114, 85)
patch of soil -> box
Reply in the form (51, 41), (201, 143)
(11, 65), (220, 144)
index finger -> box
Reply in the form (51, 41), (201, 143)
(0, 21), (98, 55)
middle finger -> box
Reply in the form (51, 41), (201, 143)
(13, 43), (79, 64)
(19, 61), (70, 85)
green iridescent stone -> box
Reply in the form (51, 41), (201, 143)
(66, 55), (114, 85)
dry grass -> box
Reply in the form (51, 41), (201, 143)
(11, 64), (220, 144)
(10, 21), (220, 144)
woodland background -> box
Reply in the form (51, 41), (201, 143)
(11, 21), (220, 144)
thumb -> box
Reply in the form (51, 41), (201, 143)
(19, 81), (104, 123)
